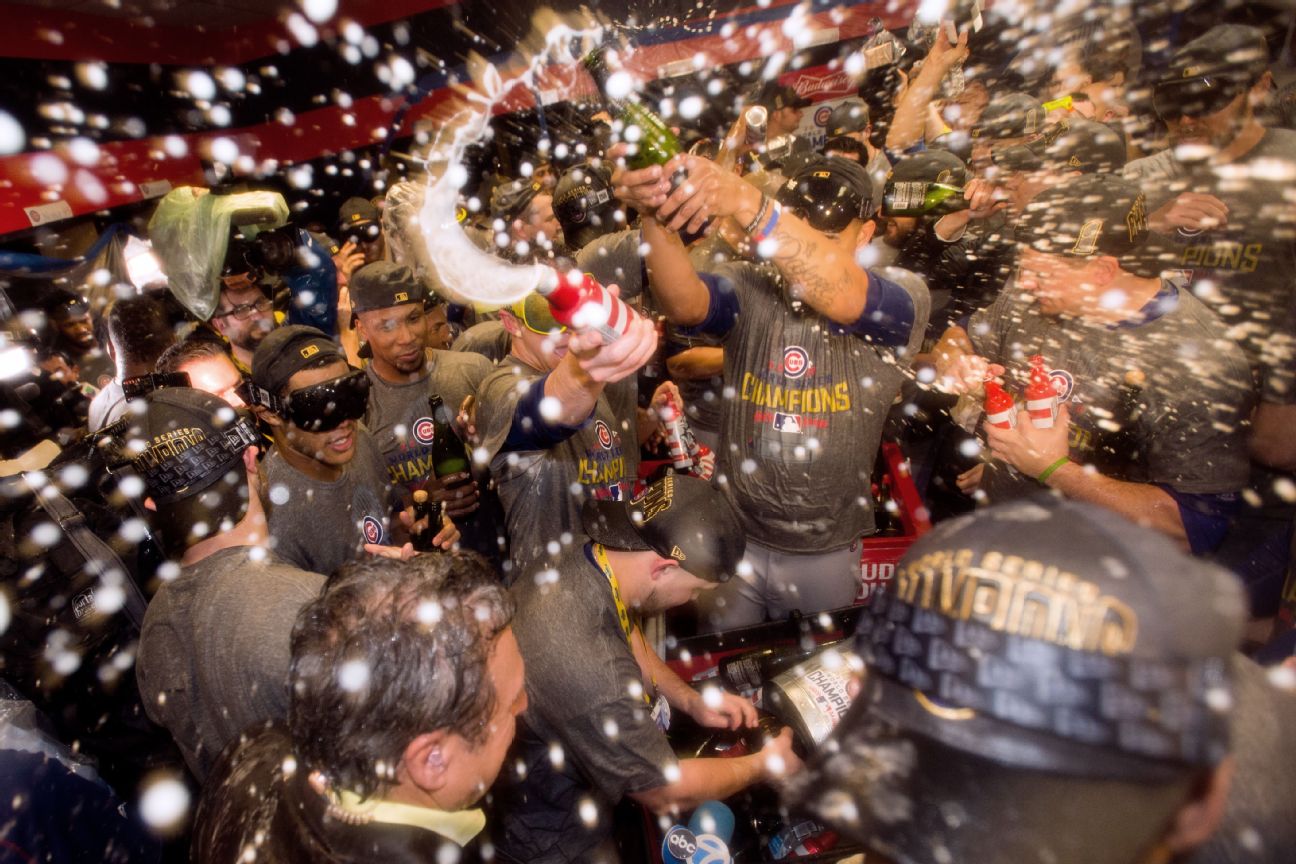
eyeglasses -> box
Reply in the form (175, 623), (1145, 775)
(1152, 76), (1250, 120)
(512, 294), (568, 335)
(283, 370), (371, 432)
(214, 296), (273, 321)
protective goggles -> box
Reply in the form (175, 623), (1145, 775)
(342, 222), (382, 243)
(777, 172), (866, 234)
(510, 294), (567, 335)
(122, 371), (191, 400)
(239, 369), (371, 432)
(1152, 75), (1250, 120)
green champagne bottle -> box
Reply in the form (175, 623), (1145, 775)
(882, 180), (970, 217)
(428, 395), (470, 477)
(582, 45), (681, 170)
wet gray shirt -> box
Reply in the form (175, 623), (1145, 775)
(136, 546), (324, 779)
(263, 428), (397, 576)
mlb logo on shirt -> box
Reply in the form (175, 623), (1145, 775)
(362, 515), (385, 545)
(412, 417), (436, 445)
(772, 412), (803, 434)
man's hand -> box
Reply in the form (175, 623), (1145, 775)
(964, 177), (1009, 220)
(925, 24), (970, 73)
(934, 353), (1003, 396)
(1148, 192), (1229, 234)
(456, 394), (480, 447)
(985, 404), (1071, 478)
(567, 308), (659, 384)
(688, 685), (759, 731)
(332, 240), (366, 288)
(364, 541), (418, 560)
(956, 463), (985, 494)
(400, 504), (463, 549)
(760, 727), (804, 779)
(429, 472), (481, 518)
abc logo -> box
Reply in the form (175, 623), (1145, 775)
(692, 834), (731, 864)
(663, 826), (697, 861)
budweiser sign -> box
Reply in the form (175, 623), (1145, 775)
(791, 70), (854, 100)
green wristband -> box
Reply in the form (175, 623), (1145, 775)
(1037, 456), (1070, 484)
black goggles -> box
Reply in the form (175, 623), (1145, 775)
(777, 174), (866, 234)
(1152, 75), (1250, 120)
(239, 369), (370, 432)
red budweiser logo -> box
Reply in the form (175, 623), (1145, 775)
(792, 71), (852, 99)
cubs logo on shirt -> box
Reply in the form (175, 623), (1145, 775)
(362, 515), (385, 545)
(595, 420), (614, 450)
(1049, 369), (1075, 402)
(412, 416), (436, 445)
(781, 345), (813, 380)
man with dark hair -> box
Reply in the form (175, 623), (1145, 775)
(86, 293), (176, 431)
(789, 496), (1245, 864)
(824, 98), (891, 207)
(351, 262), (490, 519)
(209, 237), (276, 373)
(193, 553), (524, 862)
(932, 175), (1254, 552)
(130, 386), (326, 779)
(155, 336), (245, 408)
(493, 475), (800, 863)
(757, 83), (812, 145)
(490, 178), (563, 261)
(249, 325), (456, 576)
(616, 153), (929, 628)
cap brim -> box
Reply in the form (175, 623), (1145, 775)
(581, 496), (653, 552)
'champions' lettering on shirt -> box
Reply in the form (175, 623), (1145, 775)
(894, 547), (1138, 657)
(740, 372), (852, 414)
(1179, 241), (1263, 273)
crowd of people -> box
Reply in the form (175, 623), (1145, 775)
(2, 7), (1296, 864)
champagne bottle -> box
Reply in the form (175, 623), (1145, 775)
(718, 638), (845, 695)
(582, 45), (681, 170)
(428, 395), (470, 477)
(411, 489), (443, 552)
(882, 180), (970, 217)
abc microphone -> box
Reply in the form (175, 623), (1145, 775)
(687, 800), (734, 864)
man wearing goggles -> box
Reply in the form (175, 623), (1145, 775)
(249, 326), (457, 577)
(614, 152), (928, 631)
(1126, 24), (1296, 618)
(210, 237), (278, 373)
(474, 283), (657, 580)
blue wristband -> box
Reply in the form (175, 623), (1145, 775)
(753, 203), (781, 244)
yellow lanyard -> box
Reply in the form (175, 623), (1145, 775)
(590, 543), (655, 702)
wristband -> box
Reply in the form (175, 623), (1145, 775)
(744, 194), (771, 235)
(752, 203), (781, 244)
(1036, 456), (1070, 484)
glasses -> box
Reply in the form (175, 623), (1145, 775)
(513, 294), (568, 335)
(283, 370), (371, 432)
(214, 296), (273, 321)
(1152, 76), (1249, 120)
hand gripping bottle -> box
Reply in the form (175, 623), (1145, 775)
(983, 377), (1017, 430)
(539, 269), (640, 345)
(1025, 355), (1059, 429)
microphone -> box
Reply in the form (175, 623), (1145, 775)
(661, 800), (735, 864)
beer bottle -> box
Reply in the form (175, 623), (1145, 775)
(582, 44), (681, 170)
(428, 395), (470, 477)
(411, 489), (443, 553)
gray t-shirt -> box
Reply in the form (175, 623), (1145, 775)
(494, 543), (675, 863)
(575, 228), (645, 298)
(362, 349), (491, 498)
(136, 546), (324, 779)
(452, 320), (512, 364)
(1125, 128), (1296, 404)
(263, 428), (397, 576)
(476, 357), (638, 579)
(703, 261), (928, 553)
(969, 279), (1255, 501)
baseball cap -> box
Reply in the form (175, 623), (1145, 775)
(1015, 174), (1149, 260)
(776, 154), (874, 232)
(490, 178), (545, 222)
(338, 197), (380, 230)
(994, 116), (1127, 175)
(758, 82), (811, 111)
(1154, 25), (1269, 120)
(250, 325), (347, 398)
(888, 149), (970, 188)
(349, 261), (427, 315)
(971, 92), (1046, 141)
(128, 386), (260, 505)
(552, 163), (617, 251)
(789, 497), (1246, 864)
(826, 99), (870, 137)
(582, 475), (745, 584)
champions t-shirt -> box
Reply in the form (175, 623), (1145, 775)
(476, 357), (638, 579)
(262, 427), (398, 577)
(690, 261), (929, 553)
(1125, 127), (1296, 404)
(362, 348), (491, 499)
